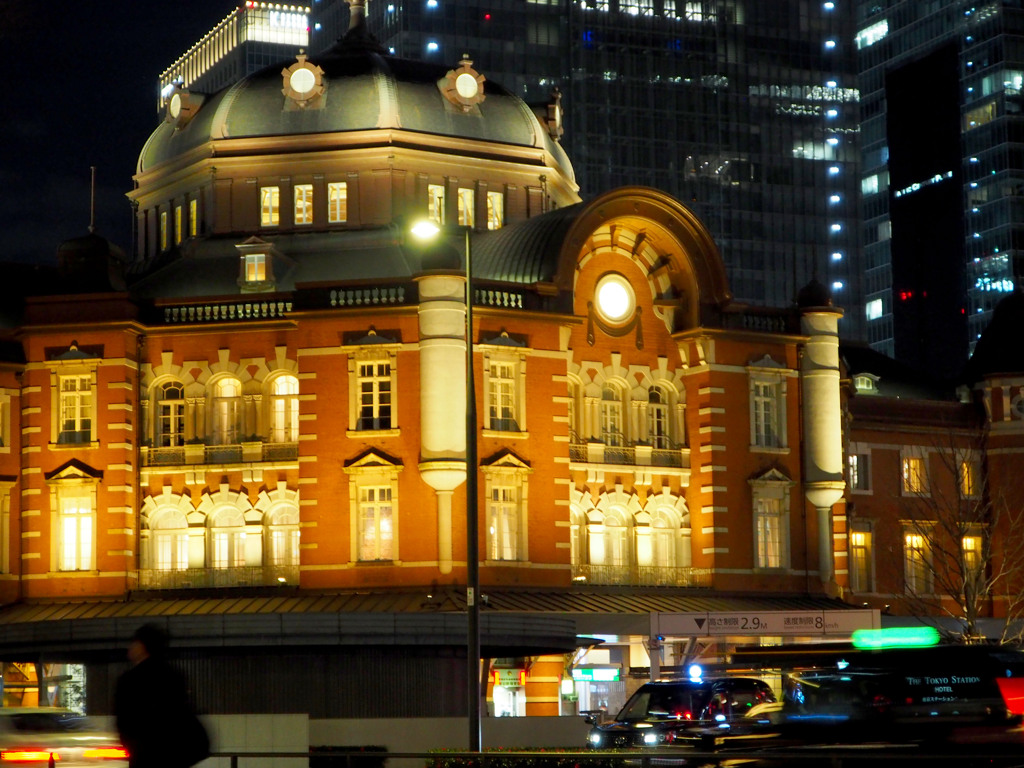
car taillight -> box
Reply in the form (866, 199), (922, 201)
(996, 677), (1024, 715)
(83, 749), (128, 760)
(1, 752), (60, 762)
(871, 694), (891, 713)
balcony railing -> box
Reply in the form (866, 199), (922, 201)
(571, 563), (712, 588)
(568, 433), (685, 468)
(138, 565), (299, 590)
(142, 442), (298, 467)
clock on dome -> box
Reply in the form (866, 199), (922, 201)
(281, 52), (325, 108)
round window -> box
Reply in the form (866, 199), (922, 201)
(168, 93), (182, 119)
(595, 273), (636, 324)
(289, 67), (317, 95)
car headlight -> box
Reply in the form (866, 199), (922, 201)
(589, 732), (603, 747)
(643, 732), (660, 746)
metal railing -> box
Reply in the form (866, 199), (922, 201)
(143, 442), (298, 466)
(571, 563), (712, 588)
(138, 564), (299, 590)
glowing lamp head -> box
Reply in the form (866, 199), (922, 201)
(411, 220), (442, 240)
(688, 663), (703, 681)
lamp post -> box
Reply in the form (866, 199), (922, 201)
(411, 221), (481, 751)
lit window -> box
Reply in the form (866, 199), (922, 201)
(647, 386), (671, 449)
(189, 198), (198, 237)
(260, 186), (280, 227)
(156, 381), (185, 448)
(160, 210), (169, 251)
(294, 184), (313, 225)
(963, 534), (982, 573)
(357, 360), (393, 431)
(904, 530), (933, 594)
(269, 374), (299, 443)
(359, 486), (393, 561)
(829, 194), (841, 204)
(328, 181), (348, 223)
(750, 377), (784, 449)
(428, 184), (445, 225)
(245, 253), (267, 282)
(964, 102), (997, 132)
(488, 485), (520, 560)
(824, 39), (836, 49)
(426, 41), (439, 52)
(902, 455), (927, 494)
(211, 377), (242, 445)
(850, 526), (873, 592)
(174, 205), (183, 245)
(486, 191), (504, 230)
(58, 493), (94, 572)
(209, 508), (247, 569)
(960, 459), (979, 497)
(828, 166), (840, 176)
(855, 20), (889, 50)
(830, 223), (843, 232)
(588, 510), (627, 568)
(486, 359), (520, 432)
(847, 453), (871, 490)
(59, 374), (93, 444)
(832, 251), (844, 261)
(600, 385), (625, 447)
(754, 497), (784, 569)
(267, 506), (300, 567)
(866, 298), (883, 320)
(152, 509), (190, 572)
(832, 281), (844, 291)
(457, 188), (475, 227)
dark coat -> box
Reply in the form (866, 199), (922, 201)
(115, 657), (208, 768)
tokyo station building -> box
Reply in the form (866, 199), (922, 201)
(0, 5), (1020, 722)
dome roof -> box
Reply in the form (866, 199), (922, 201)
(138, 44), (573, 181)
(962, 290), (1024, 382)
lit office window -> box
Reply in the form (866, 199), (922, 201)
(428, 184), (445, 225)
(294, 184), (313, 225)
(328, 182), (348, 223)
(260, 186), (280, 227)
(486, 191), (504, 230)
(457, 188), (475, 227)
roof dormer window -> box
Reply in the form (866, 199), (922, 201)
(236, 236), (286, 293)
(853, 374), (879, 394)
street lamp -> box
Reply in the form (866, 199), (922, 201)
(411, 220), (481, 751)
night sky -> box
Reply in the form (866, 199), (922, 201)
(1, 0), (236, 263)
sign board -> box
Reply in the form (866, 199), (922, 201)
(652, 609), (879, 638)
(572, 666), (621, 682)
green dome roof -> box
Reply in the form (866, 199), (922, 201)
(138, 46), (573, 181)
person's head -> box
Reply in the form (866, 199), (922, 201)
(128, 623), (169, 664)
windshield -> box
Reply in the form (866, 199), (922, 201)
(617, 685), (709, 721)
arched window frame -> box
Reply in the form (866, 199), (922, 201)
(266, 373), (299, 443)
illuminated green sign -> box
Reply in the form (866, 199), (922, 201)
(851, 627), (940, 649)
(572, 667), (620, 682)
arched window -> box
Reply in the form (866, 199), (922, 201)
(600, 385), (624, 446)
(269, 374), (299, 442)
(211, 377), (242, 444)
(569, 506), (586, 568)
(151, 509), (190, 571)
(208, 507), (248, 568)
(266, 506), (299, 566)
(648, 385), (670, 449)
(588, 509), (628, 568)
(156, 381), (185, 447)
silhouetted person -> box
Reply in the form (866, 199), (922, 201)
(115, 624), (209, 768)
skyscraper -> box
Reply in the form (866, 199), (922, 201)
(857, 0), (1024, 377)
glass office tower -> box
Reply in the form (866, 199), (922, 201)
(857, 0), (1024, 374)
(363, 1), (862, 335)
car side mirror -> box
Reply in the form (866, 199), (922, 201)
(583, 713), (597, 725)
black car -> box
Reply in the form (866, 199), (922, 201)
(585, 677), (776, 748)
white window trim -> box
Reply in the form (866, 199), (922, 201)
(49, 365), (99, 448)
(902, 522), (934, 595)
(344, 453), (403, 564)
(48, 475), (99, 574)
(900, 447), (930, 497)
(347, 349), (399, 435)
(482, 351), (527, 435)
(749, 470), (793, 571)
(482, 456), (532, 563)
(847, 442), (873, 494)
(747, 359), (791, 453)
(848, 520), (874, 593)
